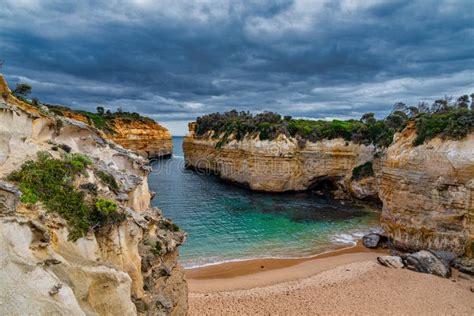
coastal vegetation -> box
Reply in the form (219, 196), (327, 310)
(8, 82), (155, 134)
(195, 94), (474, 148)
(48, 105), (155, 134)
(6, 151), (124, 240)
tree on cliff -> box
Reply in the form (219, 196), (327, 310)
(96, 106), (105, 115)
(13, 83), (32, 97)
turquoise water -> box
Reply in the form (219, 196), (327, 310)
(148, 137), (380, 268)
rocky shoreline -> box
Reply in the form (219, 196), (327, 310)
(183, 118), (474, 260)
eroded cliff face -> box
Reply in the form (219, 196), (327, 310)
(0, 76), (187, 315)
(47, 106), (173, 160)
(107, 118), (173, 159)
(183, 123), (376, 195)
(184, 121), (474, 257)
(379, 123), (474, 257)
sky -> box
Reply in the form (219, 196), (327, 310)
(0, 0), (472, 135)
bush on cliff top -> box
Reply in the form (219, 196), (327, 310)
(195, 94), (474, 148)
(6, 151), (125, 240)
(196, 110), (399, 148)
(45, 104), (154, 134)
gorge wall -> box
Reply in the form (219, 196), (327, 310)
(379, 123), (474, 257)
(183, 122), (473, 257)
(183, 123), (377, 198)
(0, 76), (187, 315)
(106, 118), (173, 160)
(49, 107), (173, 160)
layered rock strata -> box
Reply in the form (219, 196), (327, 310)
(183, 123), (376, 195)
(184, 121), (474, 257)
(379, 123), (474, 257)
(0, 75), (187, 315)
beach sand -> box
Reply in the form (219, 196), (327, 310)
(187, 244), (474, 315)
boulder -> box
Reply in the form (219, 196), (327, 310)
(431, 251), (458, 266)
(403, 250), (451, 278)
(452, 257), (474, 276)
(362, 233), (388, 248)
(377, 256), (404, 269)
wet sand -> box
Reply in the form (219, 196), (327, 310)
(187, 244), (474, 315)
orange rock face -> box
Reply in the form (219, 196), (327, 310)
(106, 118), (173, 159)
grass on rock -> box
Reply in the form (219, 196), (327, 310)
(7, 151), (125, 241)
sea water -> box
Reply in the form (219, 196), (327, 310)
(148, 137), (380, 268)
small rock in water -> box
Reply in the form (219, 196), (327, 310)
(362, 233), (381, 248)
(377, 256), (404, 269)
(404, 250), (451, 278)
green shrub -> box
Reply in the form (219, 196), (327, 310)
(77, 111), (115, 134)
(7, 151), (92, 240)
(162, 221), (180, 232)
(95, 199), (118, 215)
(151, 242), (162, 256)
(414, 109), (474, 145)
(96, 170), (120, 191)
(352, 161), (374, 180)
(194, 94), (473, 148)
(7, 151), (124, 241)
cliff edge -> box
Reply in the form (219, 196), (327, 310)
(0, 75), (187, 315)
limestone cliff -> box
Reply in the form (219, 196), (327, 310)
(183, 123), (376, 196)
(0, 75), (187, 315)
(106, 118), (173, 159)
(184, 120), (474, 257)
(47, 105), (172, 160)
(379, 122), (474, 257)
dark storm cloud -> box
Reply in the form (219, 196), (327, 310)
(0, 0), (472, 134)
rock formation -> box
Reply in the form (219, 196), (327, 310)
(0, 75), (187, 315)
(184, 119), (474, 257)
(379, 122), (474, 257)
(47, 105), (173, 160)
(106, 118), (173, 159)
(183, 122), (377, 196)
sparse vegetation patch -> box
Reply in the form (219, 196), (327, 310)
(6, 151), (125, 240)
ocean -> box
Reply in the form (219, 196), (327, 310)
(148, 136), (380, 268)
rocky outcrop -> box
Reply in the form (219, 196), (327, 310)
(184, 118), (474, 258)
(183, 123), (376, 195)
(0, 75), (187, 315)
(403, 250), (451, 278)
(106, 118), (173, 160)
(377, 256), (404, 269)
(379, 122), (474, 257)
(46, 104), (173, 160)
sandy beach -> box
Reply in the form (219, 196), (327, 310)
(187, 244), (474, 315)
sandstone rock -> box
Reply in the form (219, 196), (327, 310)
(379, 122), (474, 256)
(0, 181), (20, 214)
(183, 123), (375, 193)
(377, 256), (404, 269)
(107, 117), (173, 159)
(403, 250), (451, 278)
(0, 75), (188, 316)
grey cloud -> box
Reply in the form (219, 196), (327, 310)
(0, 0), (472, 135)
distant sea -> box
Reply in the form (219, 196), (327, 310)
(148, 136), (380, 268)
